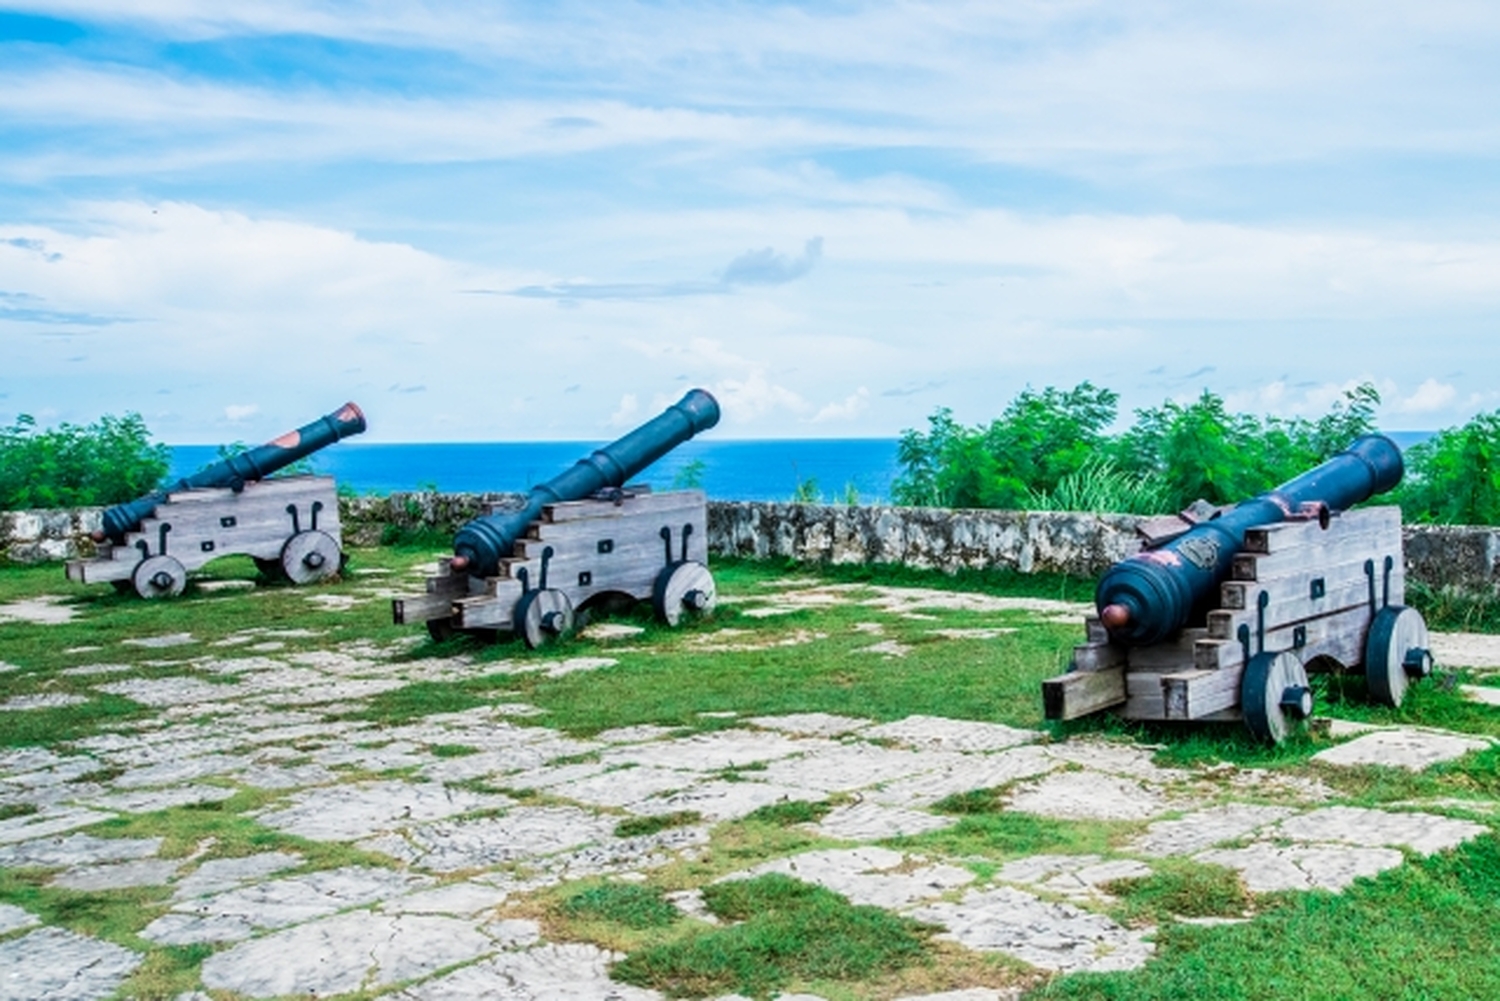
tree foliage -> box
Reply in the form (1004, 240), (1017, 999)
(0, 412), (170, 510)
(1396, 410), (1500, 525)
(891, 381), (1447, 518)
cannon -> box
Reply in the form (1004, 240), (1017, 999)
(66, 402), (366, 599)
(393, 388), (722, 647)
(1042, 434), (1434, 743)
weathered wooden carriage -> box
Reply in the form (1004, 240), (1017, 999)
(1042, 435), (1433, 743)
(393, 388), (722, 647)
(66, 402), (365, 600)
(393, 486), (715, 647)
(66, 475), (346, 598)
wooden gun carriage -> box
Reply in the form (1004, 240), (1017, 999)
(1043, 435), (1434, 744)
(66, 475), (345, 598)
(65, 402), (365, 599)
(393, 486), (715, 647)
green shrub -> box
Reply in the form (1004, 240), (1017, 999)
(0, 412), (169, 509)
(1395, 410), (1500, 525)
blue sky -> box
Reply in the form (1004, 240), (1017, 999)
(2, 2), (1498, 443)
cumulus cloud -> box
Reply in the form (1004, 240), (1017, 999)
(722, 238), (823, 287)
(609, 393), (640, 427)
(1394, 378), (1457, 414)
(223, 403), (258, 421)
(812, 387), (871, 423)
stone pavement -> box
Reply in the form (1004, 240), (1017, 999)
(1, 616), (1497, 1000)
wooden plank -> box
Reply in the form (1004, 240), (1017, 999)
(1070, 642), (1126, 673)
(1194, 603), (1375, 672)
(1221, 558), (1403, 610)
(1162, 667), (1244, 720)
(1042, 666), (1126, 721)
(453, 591), (520, 630)
(65, 557), (136, 584)
(1084, 617), (1110, 645)
(542, 490), (705, 523)
(1241, 506), (1400, 554)
(1209, 572), (1403, 640)
(392, 591), (458, 624)
(510, 527), (707, 566)
(1231, 526), (1403, 581)
(1123, 628), (1208, 672)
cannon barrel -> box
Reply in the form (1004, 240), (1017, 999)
(96, 402), (367, 543)
(1096, 434), (1404, 646)
(450, 388), (720, 578)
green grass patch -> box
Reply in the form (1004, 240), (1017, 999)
(1103, 859), (1251, 924)
(613, 874), (935, 998)
(743, 799), (834, 826)
(615, 811), (703, 839)
(890, 810), (1125, 862)
(120, 943), (214, 1001)
(428, 743), (481, 758)
(560, 882), (682, 930)
(0, 694), (151, 749)
(1032, 834), (1500, 1001)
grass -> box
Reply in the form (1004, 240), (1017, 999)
(1030, 835), (1500, 1001)
(5, 543), (1500, 1000)
(612, 874), (935, 999)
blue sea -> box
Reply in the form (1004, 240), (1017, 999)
(166, 430), (1435, 504)
(165, 438), (906, 504)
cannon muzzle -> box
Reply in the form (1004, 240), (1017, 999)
(95, 402), (367, 543)
(1095, 434), (1404, 646)
(450, 388), (720, 578)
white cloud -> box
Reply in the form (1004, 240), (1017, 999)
(1395, 378), (1458, 414)
(812, 387), (871, 424)
(608, 393), (640, 428)
(223, 403), (258, 421)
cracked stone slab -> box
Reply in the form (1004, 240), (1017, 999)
(94, 676), (244, 707)
(544, 826), (712, 882)
(1044, 740), (1191, 782)
(0, 693), (89, 711)
(1429, 631), (1500, 669)
(0, 595), (78, 625)
(0, 832), (161, 868)
(869, 745), (1059, 808)
(1195, 842), (1404, 892)
(380, 881), (512, 917)
(1128, 804), (1299, 857)
(51, 857), (182, 891)
(547, 766), (696, 808)
(1312, 728), (1492, 771)
(361, 806), (619, 872)
(394, 942), (661, 1001)
(113, 754), (254, 789)
(1460, 685), (1500, 706)
(895, 991), (1024, 1001)
(143, 865), (432, 945)
(122, 632), (197, 648)
(0, 811), (130, 848)
(256, 780), (512, 841)
(756, 743), (962, 793)
(747, 712), (872, 737)
(629, 779), (827, 822)
(729, 847), (973, 909)
(600, 729), (816, 772)
(0, 926), (141, 1001)
(811, 801), (957, 840)
(201, 911), (492, 998)
(172, 852), (304, 901)
(864, 715), (1040, 753)
(994, 854), (1153, 901)
(80, 783), (239, 813)
(0, 903), (39, 935)
(1005, 770), (1176, 822)
(1270, 805), (1487, 854)
(909, 886), (1154, 973)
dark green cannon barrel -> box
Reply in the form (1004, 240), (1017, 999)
(450, 388), (720, 579)
(96, 402), (367, 543)
(1096, 434), (1404, 646)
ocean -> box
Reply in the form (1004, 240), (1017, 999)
(164, 438), (907, 504)
(165, 430), (1435, 504)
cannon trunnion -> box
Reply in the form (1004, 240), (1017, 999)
(1043, 504), (1432, 744)
(392, 487), (715, 647)
(66, 475), (346, 599)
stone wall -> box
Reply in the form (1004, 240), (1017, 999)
(7, 494), (1500, 595)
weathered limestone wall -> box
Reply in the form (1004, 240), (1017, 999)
(7, 494), (1500, 595)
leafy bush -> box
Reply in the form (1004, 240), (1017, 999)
(894, 382), (1398, 517)
(0, 412), (169, 510)
(1395, 410), (1500, 525)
